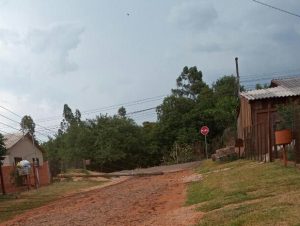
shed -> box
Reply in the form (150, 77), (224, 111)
(237, 77), (300, 161)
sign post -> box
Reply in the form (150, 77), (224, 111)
(200, 126), (209, 159)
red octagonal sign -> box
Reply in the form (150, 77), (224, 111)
(200, 126), (209, 136)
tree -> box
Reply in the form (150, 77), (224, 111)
(118, 106), (126, 117)
(20, 115), (36, 135)
(0, 133), (6, 157)
(255, 83), (269, 90)
(157, 95), (199, 157)
(172, 66), (208, 99)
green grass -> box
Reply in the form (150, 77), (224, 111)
(187, 160), (300, 225)
(0, 179), (105, 223)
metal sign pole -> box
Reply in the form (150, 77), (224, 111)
(205, 135), (208, 159)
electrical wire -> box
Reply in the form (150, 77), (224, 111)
(35, 95), (167, 123)
(252, 0), (300, 19)
(126, 107), (157, 116)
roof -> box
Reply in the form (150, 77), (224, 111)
(3, 132), (44, 152)
(240, 77), (300, 101)
(4, 132), (26, 149)
(271, 77), (300, 89)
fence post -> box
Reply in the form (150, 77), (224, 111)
(294, 110), (300, 164)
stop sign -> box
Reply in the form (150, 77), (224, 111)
(200, 126), (209, 136)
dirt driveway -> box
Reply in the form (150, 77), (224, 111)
(2, 162), (202, 226)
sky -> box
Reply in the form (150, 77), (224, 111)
(0, 0), (300, 140)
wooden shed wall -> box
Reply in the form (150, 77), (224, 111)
(237, 96), (252, 140)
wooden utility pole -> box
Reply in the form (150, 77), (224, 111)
(235, 57), (240, 96)
(0, 158), (6, 195)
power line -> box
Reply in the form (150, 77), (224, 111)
(81, 95), (164, 115)
(0, 122), (21, 132)
(0, 104), (57, 135)
(0, 112), (21, 125)
(0, 105), (23, 118)
(252, 0), (300, 18)
(35, 95), (167, 123)
(241, 74), (300, 83)
(126, 107), (157, 116)
(0, 95), (166, 139)
(0, 121), (50, 139)
(240, 70), (300, 80)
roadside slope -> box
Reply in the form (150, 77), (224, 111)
(187, 160), (300, 225)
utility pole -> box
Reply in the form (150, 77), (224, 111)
(31, 133), (39, 189)
(235, 57), (240, 96)
(0, 157), (6, 195)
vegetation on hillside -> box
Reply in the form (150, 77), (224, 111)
(43, 66), (239, 174)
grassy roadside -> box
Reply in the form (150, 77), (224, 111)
(187, 160), (300, 226)
(0, 179), (105, 223)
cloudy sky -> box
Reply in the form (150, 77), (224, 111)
(0, 0), (300, 140)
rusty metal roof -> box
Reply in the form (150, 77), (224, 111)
(240, 86), (300, 101)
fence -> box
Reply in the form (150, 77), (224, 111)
(243, 122), (270, 161)
(0, 161), (51, 193)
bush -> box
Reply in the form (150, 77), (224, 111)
(165, 143), (198, 164)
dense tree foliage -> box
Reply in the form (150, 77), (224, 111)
(20, 115), (36, 135)
(0, 133), (7, 157)
(43, 66), (239, 174)
(255, 83), (269, 90)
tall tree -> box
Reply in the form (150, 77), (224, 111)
(118, 106), (126, 117)
(20, 115), (36, 135)
(172, 66), (208, 99)
(60, 104), (77, 132)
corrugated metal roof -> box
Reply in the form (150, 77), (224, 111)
(272, 77), (300, 89)
(240, 86), (300, 100)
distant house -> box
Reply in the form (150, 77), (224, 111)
(237, 77), (300, 162)
(0, 132), (50, 193)
(2, 132), (44, 166)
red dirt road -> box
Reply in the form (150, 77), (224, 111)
(2, 166), (202, 226)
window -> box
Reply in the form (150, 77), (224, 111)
(32, 158), (40, 167)
(14, 157), (22, 165)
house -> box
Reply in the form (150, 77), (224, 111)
(237, 77), (300, 162)
(2, 132), (44, 166)
(0, 132), (51, 193)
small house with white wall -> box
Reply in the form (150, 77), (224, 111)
(2, 132), (44, 166)
(0, 132), (50, 193)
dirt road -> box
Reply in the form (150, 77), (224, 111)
(2, 162), (202, 226)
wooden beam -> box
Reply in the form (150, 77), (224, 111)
(0, 163), (6, 195)
(268, 102), (273, 162)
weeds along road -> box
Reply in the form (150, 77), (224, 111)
(2, 162), (202, 226)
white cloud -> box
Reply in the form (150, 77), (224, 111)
(0, 23), (84, 81)
(0, 22), (84, 139)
